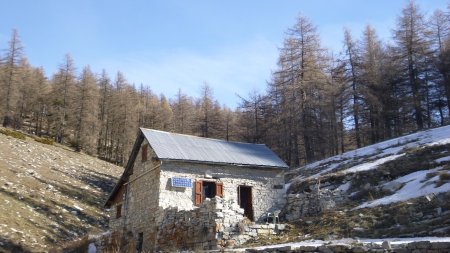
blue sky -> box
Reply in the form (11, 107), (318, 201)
(1, 0), (447, 108)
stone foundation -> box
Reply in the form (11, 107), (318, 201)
(156, 197), (287, 252)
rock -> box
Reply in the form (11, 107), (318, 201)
(352, 246), (368, 253)
(275, 224), (286, 230)
(318, 245), (333, 253)
(423, 214), (433, 219)
(382, 181), (403, 193)
(413, 212), (423, 218)
(407, 241), (431, 249)
(328, 244), (351, 252)
(392, 248), (408, 253)
(431, 241), (450, 249)
(382, 240), (391, 250)
(362, 183), (371, 190)
(297, 245), (317, 251)
(225, 239), (235, 248)
(353, 227), (365, 232)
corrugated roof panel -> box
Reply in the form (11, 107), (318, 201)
(141, 128), (288, 169)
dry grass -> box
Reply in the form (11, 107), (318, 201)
(49, 235), (89, 253)
(0, 130), (123, 252)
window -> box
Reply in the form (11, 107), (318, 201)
(141, 144), (148, 162)
(116, 204), (122, 218)
(194, 180), (223, 206)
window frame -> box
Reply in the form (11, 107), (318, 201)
(194, 180), (223, 206)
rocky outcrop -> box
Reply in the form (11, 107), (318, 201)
(283, 186), (345, 221)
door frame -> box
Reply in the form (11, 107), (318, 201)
(237, 185), (254, 221)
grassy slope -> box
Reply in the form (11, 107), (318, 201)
(0, 129), (123, 253)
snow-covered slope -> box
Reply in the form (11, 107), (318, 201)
(283, 126), (450, 239)
(288, 125), (450, 208)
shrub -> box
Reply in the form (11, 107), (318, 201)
(33, 136), (54, 145)
(435, 172), (450, 187)
(49, 235), (89, 253)
(0, 128), (26, 140)
(439, 172), (450, 181)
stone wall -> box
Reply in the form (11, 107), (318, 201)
(284, 186), (346, 221)
(156, 197), (287, 252)
(159, 161), (286, 221)
(245, 240), (450, 253)
(108, 139), (162, 252)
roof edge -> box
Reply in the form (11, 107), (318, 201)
(104, 129), (144, 208)
(160, 158), (288, 169)
(139, 127), (269, 147)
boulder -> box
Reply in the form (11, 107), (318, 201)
(382, 240), (391, 250)
(381, 181), (403, 193)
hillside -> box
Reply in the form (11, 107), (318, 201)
(283, 125), (450, 239)
(0, 128), (123, 253)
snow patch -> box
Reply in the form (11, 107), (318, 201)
(232, 237), (450, 252)
(436, 156), (450, 163)
(357, 167), (450, 209)
(360, 237), (450, 245)
(343, 154), (405, 174)
(337, 181), (351, 192)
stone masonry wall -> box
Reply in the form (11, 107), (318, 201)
(156, 197), (287, 252)
(284, 186), (345, 221)
(108, 139), (161, 252)
(107, 209), (124, 233)
(246, 240), (450, 253)
(159, 161), (286, 222)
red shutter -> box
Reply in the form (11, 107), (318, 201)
(195, 180), (203, 206)
(216, 182), (223, 198)
(142, 144), (148, 162)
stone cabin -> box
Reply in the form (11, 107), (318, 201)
(104, 128), (288, 252)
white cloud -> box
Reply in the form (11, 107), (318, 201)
(94, 37), (279, 108)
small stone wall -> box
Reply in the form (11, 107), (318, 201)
(156, 197), (287, 252)
(284, 187), (345, 221)
(245, 240), (450, 253)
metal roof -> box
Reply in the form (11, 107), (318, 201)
(141, 128), (288, 169)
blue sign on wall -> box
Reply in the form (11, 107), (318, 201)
(171, 177), (193, 188)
